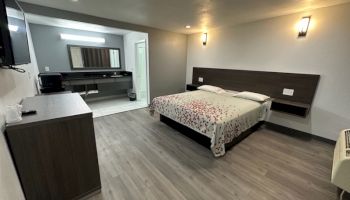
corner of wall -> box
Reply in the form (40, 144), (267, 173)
(0, 17), (39, 200)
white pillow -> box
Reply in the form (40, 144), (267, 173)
(234, 91), (270, 102)
(224, 89), (239, 96)
(198, 85), (225, 94)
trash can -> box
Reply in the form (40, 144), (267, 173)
(128, 92), (136, 101)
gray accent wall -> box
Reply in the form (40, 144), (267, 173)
(21, 2), (187, 99)
(29, 23), (125, 72)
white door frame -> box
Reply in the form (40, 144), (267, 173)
(135, 39), (150, 104)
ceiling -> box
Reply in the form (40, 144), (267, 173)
(19, 0), (350, 34)
(26, 14), (135, 35)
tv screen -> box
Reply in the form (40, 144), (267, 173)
(0, 0), (30, 66)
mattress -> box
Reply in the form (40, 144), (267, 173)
(150, 90), (271, 157)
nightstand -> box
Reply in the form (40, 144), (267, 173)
(270, 98), (311, 117)
(186, 84), (200, 91)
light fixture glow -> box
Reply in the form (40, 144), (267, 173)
(185, 25), (191, 29)
(298, 16), (311, 37)
(202, 33), (208, 46)
(8, 24), (18, 32)
(60, 34), (105, 43)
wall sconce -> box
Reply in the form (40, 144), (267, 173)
(298, 16), (311, 37)
(202, 33), (208, 46)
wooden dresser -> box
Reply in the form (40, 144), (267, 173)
(5, 93), (101, 200)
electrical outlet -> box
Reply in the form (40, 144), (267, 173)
(198, 77), (204, 83)
(283, 88), (294, 96)
(44, 66), (50, 72)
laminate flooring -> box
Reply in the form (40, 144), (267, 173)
(88, 109), (337, 200)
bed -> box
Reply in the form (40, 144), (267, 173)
(150, 89), (271, 157)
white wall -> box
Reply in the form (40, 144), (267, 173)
(124, 32), (150, 102)
(124, 32), (148, 72)
(0, 20), (39, 199)
(186, 3), (350, 140)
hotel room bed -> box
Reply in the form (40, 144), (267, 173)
(150, 90), (271, 157)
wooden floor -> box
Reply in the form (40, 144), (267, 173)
(88, 109), (337, 200)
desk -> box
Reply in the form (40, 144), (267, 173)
(5, 93), (101, 200)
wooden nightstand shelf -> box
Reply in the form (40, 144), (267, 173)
(186, 84), (200, 91)
(271, 98), (311, 117)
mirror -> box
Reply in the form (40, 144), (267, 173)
(68, 45), (121, 69)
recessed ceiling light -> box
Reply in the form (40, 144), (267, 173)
(71, 0), (79, 2)
(185, 25), (191, 29)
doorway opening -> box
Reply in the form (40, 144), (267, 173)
(135, 40), (148, 104)
(27, 14), (150, 117)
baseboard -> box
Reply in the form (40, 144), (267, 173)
(264, 122), (336, 145)
(77, 186), (101, 200)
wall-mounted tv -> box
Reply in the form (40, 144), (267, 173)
(0, 0), (30, 66)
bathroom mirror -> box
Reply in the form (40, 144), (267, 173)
(68, 45), (121, 69)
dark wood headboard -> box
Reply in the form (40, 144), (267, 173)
(192, 67), (320, 105)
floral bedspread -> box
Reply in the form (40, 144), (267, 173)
(150, 90), (271, 157)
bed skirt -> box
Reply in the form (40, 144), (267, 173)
(160, 114), (264, 151)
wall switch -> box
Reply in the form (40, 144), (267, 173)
(44, 66), (50, 72)
(283, 88), (294, 96)
(198, 77), (204, 83)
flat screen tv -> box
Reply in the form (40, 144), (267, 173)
(0, 0), (30, 67)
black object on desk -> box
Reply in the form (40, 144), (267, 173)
(21, 109), (37, 116)
(5, 93), (101, 200)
